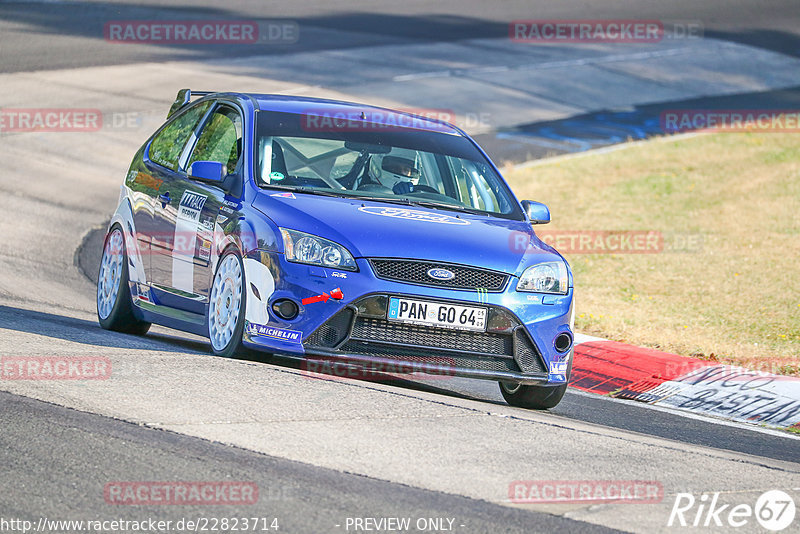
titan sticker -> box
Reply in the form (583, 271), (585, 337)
(178, 191), (207, 221)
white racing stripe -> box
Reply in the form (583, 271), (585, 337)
(171, 190), (207, 294)
(243, 257), (275, 326)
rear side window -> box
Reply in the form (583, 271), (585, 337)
(149, 102), (211, 171)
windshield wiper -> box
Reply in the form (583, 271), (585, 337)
(265, 185), (347, 198)
(353, 196), (415, 206)
(266, 187), (489, 215)
(355, 195), (488, 215)
(403, 199), (489, 215)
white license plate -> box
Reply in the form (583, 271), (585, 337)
(387, 297), (487, 332)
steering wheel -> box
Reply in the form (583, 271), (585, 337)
(413, 184), (441, 195)
(409, 184), (440, 194)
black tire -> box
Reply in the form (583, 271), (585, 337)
(96, 225), (151, 335)
(499, 381), (568, 409)
(499, 353), (573, 409)
(207, 250), (247, 359)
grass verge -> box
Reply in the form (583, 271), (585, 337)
(505, 132), (800, 375)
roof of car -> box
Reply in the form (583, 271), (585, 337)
(243, 93), (462, 136)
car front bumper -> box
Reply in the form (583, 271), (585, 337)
(242, 252), (574, 385)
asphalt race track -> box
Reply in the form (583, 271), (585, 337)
(1, 1), (799, 533)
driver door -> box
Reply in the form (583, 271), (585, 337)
(148, 102), (243, 314)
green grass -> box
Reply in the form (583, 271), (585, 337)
(504, 132), (800, 374)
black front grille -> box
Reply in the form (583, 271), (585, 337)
(303, 296), (548, 376)
(351, 317), (512, 357)
(339, 341), (520, 373)
(304, 308), (354, 348)
(514, 328), (546, 373)
(369, 259), (508, 291)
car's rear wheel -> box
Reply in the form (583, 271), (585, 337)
(97, 225), (151, 335)
(208, 251), (246, 358)
(499, 381), (568, 410)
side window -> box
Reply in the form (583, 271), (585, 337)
(187, 106), (243, 175)
(149, 102), (211, 171)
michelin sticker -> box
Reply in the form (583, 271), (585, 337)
(245, 322), (302, 344)
(358, 206), (470, 225)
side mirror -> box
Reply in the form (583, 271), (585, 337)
(189, 161), (225, 183)
(521, 200), (551, 224)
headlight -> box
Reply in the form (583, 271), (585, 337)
(517, 261), (569, 294)
(279, 228), (357, 271)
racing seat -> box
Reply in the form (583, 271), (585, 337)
(257, 137), (289, 185)
(271, 140), (288, 177)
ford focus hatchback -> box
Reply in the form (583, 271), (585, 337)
(97, 90), (574, 409)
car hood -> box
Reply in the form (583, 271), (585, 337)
(252, 192), (563, 276)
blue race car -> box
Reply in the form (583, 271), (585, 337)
(97, 90), (574, 409)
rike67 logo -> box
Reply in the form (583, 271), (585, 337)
(668, 490), (796, 531)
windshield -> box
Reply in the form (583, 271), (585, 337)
(254, 111), (523, 219)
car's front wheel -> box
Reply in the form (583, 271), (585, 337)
(208, 251), (247, 358)
(499, 381), (568, 410)
(97, 225), (151, 335)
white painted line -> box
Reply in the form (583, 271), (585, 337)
(495, 132), (584, 152)
(514, 45), (701, 71)
(573, 333), (606, 344)
(513, 131), (703, 169)
(570, 335), (800, 429)
(393, 44), (706, 83)
(646, 365), (800, 428)
(393, 70), (452, 82)
(569, 388), (800, 440)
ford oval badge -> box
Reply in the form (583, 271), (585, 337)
(427, 268), (455, 281)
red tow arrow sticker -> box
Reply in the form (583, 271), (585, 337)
(302, 288), (343, 305)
